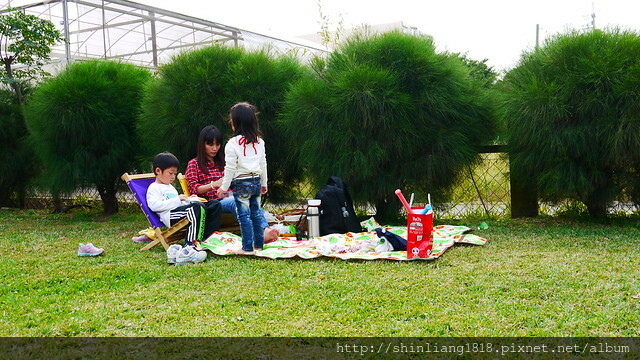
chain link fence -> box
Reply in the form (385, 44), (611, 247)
(437, 152), (511, 218)
(14, 150), (640, 218)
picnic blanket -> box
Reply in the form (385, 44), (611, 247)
(200, 217), (487, 261)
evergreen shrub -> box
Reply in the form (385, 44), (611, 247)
(138, 45), (309, 202)
(279, 31), (497, 220)
(502, 29), (640, 217)
(24, 60), (151, 214)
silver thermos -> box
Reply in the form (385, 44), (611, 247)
(307, 199), (321, 238)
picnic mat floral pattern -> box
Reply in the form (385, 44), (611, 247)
(200, 217), (487, 261)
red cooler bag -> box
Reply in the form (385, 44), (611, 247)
(406, 207), (433, 259)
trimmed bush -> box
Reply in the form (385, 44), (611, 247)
(279, 31), (497, 220)
(138, 45), (309, 201)
(502, 29), (640, 217)
(24, 60), (152, 214)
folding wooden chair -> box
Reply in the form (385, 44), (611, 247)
(177, 173), (240, 232)
(121, 173), (189, 251)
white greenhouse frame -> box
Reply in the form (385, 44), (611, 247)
(0, 0), (325, 69)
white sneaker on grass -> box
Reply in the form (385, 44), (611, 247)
(175, 245), (207, 265)
(166, 244), (182, 264)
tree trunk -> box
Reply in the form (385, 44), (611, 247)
(585, 190), (608, 218)
(97, 182), (119, 215)
(0, 184), (12, 207)
(52, 191), (64, 213)
(509, 153), (538, 218)
(4, 61), (25, 105)
(511, 178), (539, 217)
(17, 182), (26, 209)
(375, 194), (403, 225)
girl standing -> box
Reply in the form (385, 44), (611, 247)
(217, 102), (268, 255)
(187, 125), (278, 244)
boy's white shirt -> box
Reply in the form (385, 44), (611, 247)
(220, 135), (268, 191)
(146, 182), (184, 227)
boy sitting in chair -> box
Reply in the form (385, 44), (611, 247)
(146, 152), (221, 249)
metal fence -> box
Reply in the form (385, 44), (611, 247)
(437, 152), (511, 218)
(15, 150), (639, 218)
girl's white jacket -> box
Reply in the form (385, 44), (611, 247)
(220, 135), (268, 191)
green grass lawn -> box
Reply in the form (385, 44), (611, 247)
(0, 208), (638, 337)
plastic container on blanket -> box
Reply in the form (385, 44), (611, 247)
(406, 206), (433, 259)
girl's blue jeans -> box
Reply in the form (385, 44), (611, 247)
(220, 196), (268, 230)
(231, 176), (265, 251)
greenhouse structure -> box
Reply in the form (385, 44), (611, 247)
(0, 0), (326, 70)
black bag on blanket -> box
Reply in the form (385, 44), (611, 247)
(315, 176), (364, 236)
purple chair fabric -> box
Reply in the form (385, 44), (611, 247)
(125, 177), (165, 228)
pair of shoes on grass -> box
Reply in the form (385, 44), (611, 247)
(167, 244), (207, 265)
(78, 243), (104, 257)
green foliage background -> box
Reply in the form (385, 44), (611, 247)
(24, 60), (152, 214)
(138, 45), (310, 201)
(502, 29), (640, 217)
(11, 27), (640, 219)
(279, 32), (496, 219)
(0, 88), (32, 206)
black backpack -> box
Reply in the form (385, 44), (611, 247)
(315, 176), (363, 235)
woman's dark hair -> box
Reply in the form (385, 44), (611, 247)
(196, 125), (224, 174)
(229, 102), (261, 144)
(153, 152), (179, 172)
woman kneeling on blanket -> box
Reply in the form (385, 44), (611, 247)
(184, 125), (279, 243)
